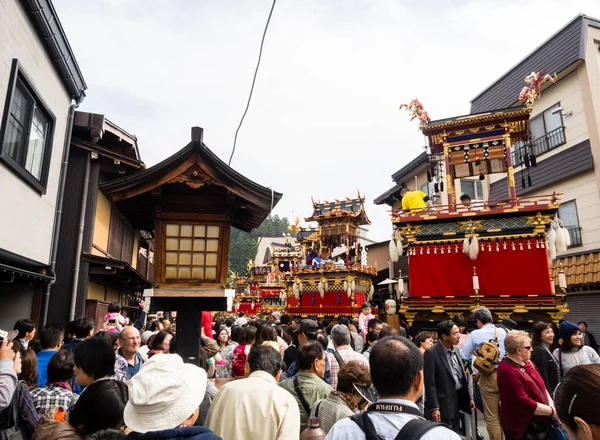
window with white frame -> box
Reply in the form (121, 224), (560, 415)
(460, 180), (484, 201)
(558, 200), (582, 248)
(0, 60), (55, 194)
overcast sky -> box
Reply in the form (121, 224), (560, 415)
(54, 0), (600, 242)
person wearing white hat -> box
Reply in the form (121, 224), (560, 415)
(124, 354), (222, 440)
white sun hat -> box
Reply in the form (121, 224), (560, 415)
(124, 354), (207, 433)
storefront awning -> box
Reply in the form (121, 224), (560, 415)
(0, 263), (53, 282)
(82, 254), (151, 289)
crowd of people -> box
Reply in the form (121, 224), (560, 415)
(2, 302), (600, 440)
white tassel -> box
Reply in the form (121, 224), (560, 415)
(325, 282), (329, 291)
(351, 280), (356, 291)
(347, 287), (352, 299)
(469, 236), (479, 261)
(564, 227), (571, 247)
(369, 284), (374, 296)
(292, 283), (298, 297)
(463, 238), (470, 255)
(343, 280), (348, 291)
(389, 240), (399, 262)
(561, 226), (571, 248)
(318, 281), (325, 298)
(555, 226), (566, 253)
(548, 228), (556, 254)
(299, 283), (303, 293)
(397, 240), (403, 257)
(549, 241), (557, 261)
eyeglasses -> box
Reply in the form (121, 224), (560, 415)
(520, 346), (532, 350)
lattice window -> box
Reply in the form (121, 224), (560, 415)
(164, 223), (221, 281)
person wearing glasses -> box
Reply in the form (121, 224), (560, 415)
(497, 331), (558, 440)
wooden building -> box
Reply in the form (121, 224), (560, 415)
(47, 112), (151, 329)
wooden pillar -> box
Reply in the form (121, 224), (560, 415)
(504, 133), (518, 205)
(443, 144), (456, 208)
(175, 298), (202, 363)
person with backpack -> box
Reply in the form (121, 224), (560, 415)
(326, 325), (368, 390)
(460, 307), (506, 440)
(231, 326), (256, 378)
(326, 336), (459, 439)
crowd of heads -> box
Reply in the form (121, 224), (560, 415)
(5, 304), (600, 440)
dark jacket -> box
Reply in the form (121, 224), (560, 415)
(424, 342), (472, 421)
(584, 331), (599, 352)
(126, 427), (221, 440)
(531, 344), (559, 394)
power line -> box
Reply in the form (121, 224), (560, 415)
(228, 0), (277, 166)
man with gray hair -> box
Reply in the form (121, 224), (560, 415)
(327, 324), (369, 390)
(460, 306), (506, 440)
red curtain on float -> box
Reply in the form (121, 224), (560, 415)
(408, 239), (554, 298)
(300, 290), (352, 307)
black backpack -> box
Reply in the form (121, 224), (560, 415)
(350, 411), (441, 440)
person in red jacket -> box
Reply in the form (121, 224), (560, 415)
(497, 330), (558, 439)
(201, 311), (216, 340)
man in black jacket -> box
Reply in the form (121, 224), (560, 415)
(579, 321), (599, 352)
(424, 320), (474, 431)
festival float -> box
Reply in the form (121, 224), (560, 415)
(285, 194), (378, 317)
(391, 73), (570, 329)
(232, 235), (303, 316)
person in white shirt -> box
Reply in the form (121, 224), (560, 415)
(206, 345), (300, 439)
(326, 336), (459, 440)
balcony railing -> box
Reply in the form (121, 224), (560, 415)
(513, 126), (566, 166)
(567, 227), (583, 249)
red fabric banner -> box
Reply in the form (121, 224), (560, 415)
(408, 238), (553, 297)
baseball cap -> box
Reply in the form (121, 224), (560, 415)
(299, 319), (319, 337)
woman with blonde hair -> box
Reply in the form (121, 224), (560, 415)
(497, 330), (558, 440)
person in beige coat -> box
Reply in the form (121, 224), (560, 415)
(206, 345), (300, 440)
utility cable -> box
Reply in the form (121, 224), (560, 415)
(228, 0), (277, 166)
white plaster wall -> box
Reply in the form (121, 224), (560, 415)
(0, 0), (71, 264)
(488, 67), (588, 187)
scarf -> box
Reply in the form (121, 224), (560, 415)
(331, 390), (354, 410)
(49, 381), (72, 392)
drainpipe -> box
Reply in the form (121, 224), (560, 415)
(68, 153), (91, 322)
(41, 101), (78, 326)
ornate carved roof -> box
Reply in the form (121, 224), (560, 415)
(100, 127), (282, 232)
(305, 194), (371, 225)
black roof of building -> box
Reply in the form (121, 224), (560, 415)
(391, 152), (429, 182)
(374, 152), (428, 206)
(20, 0), (87, 102)
(470, 14), (600, 114)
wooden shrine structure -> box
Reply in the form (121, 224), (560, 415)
(286, 195), (377, 317)
(101, 127), (281, 360)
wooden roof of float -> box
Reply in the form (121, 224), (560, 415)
(100, 127), (282, 232)
(306, 194), (371, 225)
(422, 106), (531, 152)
